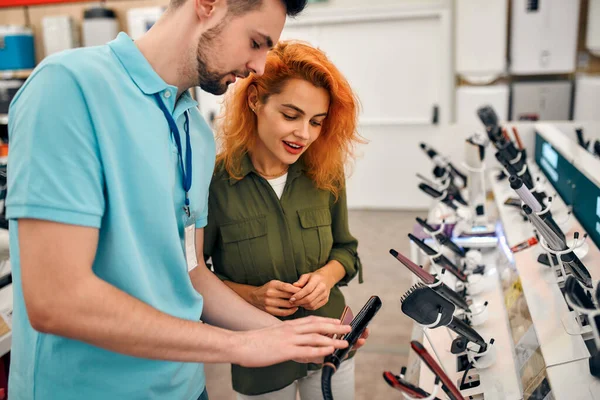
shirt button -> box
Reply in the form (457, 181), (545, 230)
(163, 90), (171, 99)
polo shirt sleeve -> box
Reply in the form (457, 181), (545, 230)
(6, 63), (105, 228)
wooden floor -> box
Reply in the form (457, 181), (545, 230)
(204, 209), (426, 399)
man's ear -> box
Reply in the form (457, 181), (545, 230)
(194, 0), (227, 23)
(247, 84), (260, 111)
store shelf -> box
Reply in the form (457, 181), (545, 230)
(547, 360), (600, 400)
(0, 0), (94, 7)
(417, 253), (522, 400)
(0, 69), (32, 80)
(490, 161), (600, 397)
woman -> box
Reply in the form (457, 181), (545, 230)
(204, 41), (365, 399)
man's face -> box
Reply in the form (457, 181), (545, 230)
(196, 0), (287, 95)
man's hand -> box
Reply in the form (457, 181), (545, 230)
(250, 280), (301, 317)
(290, 270), (334, 311)
(233, 316), (352, 367)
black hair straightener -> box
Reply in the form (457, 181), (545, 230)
(420, 143), (467, 189)
(418, 183), (459, 211)
(478, 106), (534, 188)
(564, 276), (600, 378)
(415, 217), (466, 258)
(522, 205), (593, 288)
(322, 296), (382, 400)
(576, 128), (590, 150)
(401, 283), (488, 355)
(408, 234), (468, 283)
(390, 249), (470, 311)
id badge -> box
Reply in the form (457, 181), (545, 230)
(184, 212), (198, 272)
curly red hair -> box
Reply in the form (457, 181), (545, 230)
(215, 40), (364, 199)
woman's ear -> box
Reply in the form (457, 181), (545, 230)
(247, 84), (259, 112)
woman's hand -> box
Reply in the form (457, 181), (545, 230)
(291, 261), (346, 311)
(250, 280), (301, 317)
(290, 270), (334, 311)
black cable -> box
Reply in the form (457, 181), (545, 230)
(321, 364), (335, 400)
(460, 361), (474, 390)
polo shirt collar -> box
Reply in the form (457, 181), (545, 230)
(108, 32), (198, 113)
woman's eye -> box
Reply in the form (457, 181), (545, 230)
(311, 120), (323, 127)
(252, 40), (260, 49)
(282, 114), (296, 120)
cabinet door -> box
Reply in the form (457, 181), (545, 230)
(282, 6), (451, 126)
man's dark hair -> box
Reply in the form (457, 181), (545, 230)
(170, 0), (307, 17)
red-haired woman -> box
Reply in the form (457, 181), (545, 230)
(203, 41), (364, 399)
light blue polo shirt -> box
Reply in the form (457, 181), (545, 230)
(6, 32), (215, 400)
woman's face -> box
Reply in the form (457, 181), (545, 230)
(250, 78), (330, 165)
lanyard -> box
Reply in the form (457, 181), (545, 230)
(154, 93), (192, 216)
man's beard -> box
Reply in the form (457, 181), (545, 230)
(196, 22), (237, 96)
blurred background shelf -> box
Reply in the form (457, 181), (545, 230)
(0, 0), (94, 8)
(0, 70), (32, 80)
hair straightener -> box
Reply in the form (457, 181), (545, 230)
(382, 370), (442, 399)
(415, 217), (466, 258)
(390, 249), (469, 311)
(420, 143), (467, 189)
(509, 175), (565, 241)
(408, 234), (468, 283)
(411, 341), (466, 400)
(575, 128), (590, 150)
(418, 183), (459, 211)
(522, 205), (592, 288)
(322, 296), (382, 400)
(431, 166), (469, 207)
(401, 284), (488, 354)
(478, 106), (534, 188)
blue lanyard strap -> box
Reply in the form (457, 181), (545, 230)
(153, 93), (192, 211)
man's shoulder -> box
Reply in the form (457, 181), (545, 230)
(38, 45), (119, 82)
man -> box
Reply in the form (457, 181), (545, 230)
(6, 1), (364, 399)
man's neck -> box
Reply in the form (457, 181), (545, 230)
(135, 8), (198, 98)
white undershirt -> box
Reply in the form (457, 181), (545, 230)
(267, 173), (288, 199)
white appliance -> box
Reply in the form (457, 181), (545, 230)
(511, 81), (572, 121)
(42, 15), (79, 56)
(456, 84), (509, 126)
(510, 0), (580, 75)
(455, 0), (507, 84)
(127, 7), (165, 40)
(574, 75), (600, 121)
(587, 0), (600, 57)
(82, 7), (118, 47)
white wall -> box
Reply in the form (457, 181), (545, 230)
(345, 121), (600, 210)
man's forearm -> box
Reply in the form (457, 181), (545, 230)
(189, 263), (280, 330)
(37, 274), (241, 364)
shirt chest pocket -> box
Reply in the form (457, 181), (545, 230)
(298, 207), (333, 270)
(220, 216), (271, 286)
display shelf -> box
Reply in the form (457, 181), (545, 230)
(0, 69), (32, 80)
(0, 0), (93, 8)
(416, 253), (522, 400)
(490, 159), (600, 397)
(546, 359), (600, 400)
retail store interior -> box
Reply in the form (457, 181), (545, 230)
(2, 0), (600, 399)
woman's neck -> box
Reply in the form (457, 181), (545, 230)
(249, 147), (288, 178)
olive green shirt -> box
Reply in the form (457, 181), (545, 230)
(203, 155), (363, 396)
